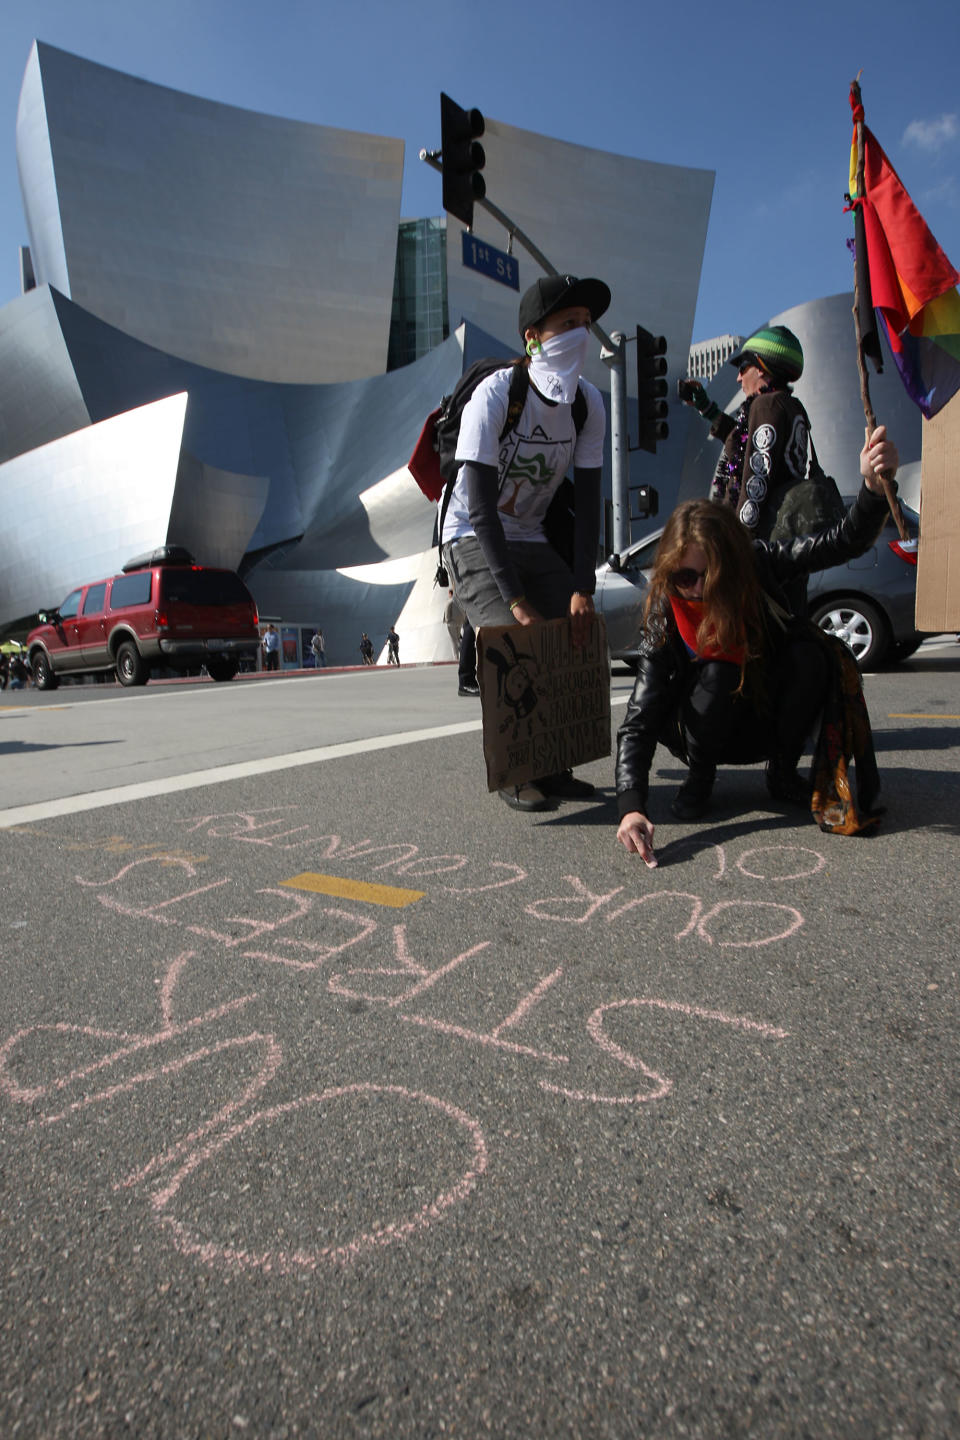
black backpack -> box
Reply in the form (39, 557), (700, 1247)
(435, 358), (530, 486)
(408, 357), (587, 586)
(767, 430), (848, 543)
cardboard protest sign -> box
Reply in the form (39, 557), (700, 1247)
(916, 392), (960, 631)
(476, 616), (610, 792)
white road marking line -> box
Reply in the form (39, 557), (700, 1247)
(0, 722), (480, 827)
(0, 694), (630, 829)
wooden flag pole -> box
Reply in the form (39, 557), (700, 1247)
(850, 75), (910, 541)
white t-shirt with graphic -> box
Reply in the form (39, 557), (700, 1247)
(441, 368), (605, 545)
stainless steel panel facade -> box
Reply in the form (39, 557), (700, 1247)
(0, 289), (467, 646)
(444, 117), (715, 399)
(15, 47), (69, 298)
(168, 453), (271, 572)
(0, 394), (187, 625)
(17, 42), (404, 385)
(0, 287), (91, 464)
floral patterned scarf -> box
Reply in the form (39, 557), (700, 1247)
(809, 627), (882, 835)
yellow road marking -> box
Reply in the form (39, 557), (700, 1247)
(280, 871), (425, 909)
(888, 713), (960, 720)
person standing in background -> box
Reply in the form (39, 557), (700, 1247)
(261, 624), (280, 672)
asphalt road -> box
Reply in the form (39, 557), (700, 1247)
(1, 646), (959, 1438)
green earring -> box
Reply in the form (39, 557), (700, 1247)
(525, 337), (542, 358)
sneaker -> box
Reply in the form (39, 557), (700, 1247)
(458, 682), (480, 697)
(539, 771), (596, 799)
(766, 762), (811, 806)
(498, 783), (549, 812)
(670, 763), (716, 821)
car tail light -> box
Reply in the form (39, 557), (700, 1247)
(888, 538), (918, 566)
(252, 606), (259, 627)
(155, 608), (169, 628)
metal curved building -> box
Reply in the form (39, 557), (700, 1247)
(0, 284), (468, 658)
(1, 41), (719, 661)
(16, 42), (405, 384)
(445, 117), (714, 400)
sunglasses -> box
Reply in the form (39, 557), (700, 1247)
(670, 566), (708, 590)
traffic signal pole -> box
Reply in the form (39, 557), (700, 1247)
(605, 333), (631, 556)
(420, 145), (631, 555)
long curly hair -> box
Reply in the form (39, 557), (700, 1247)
(645, 500), (765, 667)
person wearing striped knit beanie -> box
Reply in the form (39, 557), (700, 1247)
(678, 326), (813, 534)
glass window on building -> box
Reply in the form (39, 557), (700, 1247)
(388, 217), (449, 370)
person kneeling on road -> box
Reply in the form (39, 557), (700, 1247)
(615, 426), (900, 868)
(441, 272), (610, 812)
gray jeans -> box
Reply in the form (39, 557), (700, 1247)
(442, 537), (575, 629)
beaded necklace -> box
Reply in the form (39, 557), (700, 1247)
(709, 377), (788, 509)
(709, 398), (752, 507)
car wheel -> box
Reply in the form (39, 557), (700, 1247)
(31, 652), (58, 690)
(116, 639), (147, 686)
(207, 658), (239, 682)
(810, 597), (889, 669)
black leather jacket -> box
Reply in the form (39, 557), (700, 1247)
(615, 483), (891, 817)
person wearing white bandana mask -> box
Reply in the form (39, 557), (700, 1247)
(441, 272), (610, 812)
(527, 326), (592, 404)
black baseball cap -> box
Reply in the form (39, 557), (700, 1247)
(518, 274), (611, 336)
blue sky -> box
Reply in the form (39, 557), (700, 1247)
(0, 0), (958, 343)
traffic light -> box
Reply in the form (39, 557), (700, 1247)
(440, 92), (486, 229)
(630, 484), (659, 520)
(636, 325), (669, 454)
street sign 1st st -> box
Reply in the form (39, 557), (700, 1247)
(461, 232), (519, 291)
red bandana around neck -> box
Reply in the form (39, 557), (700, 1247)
(669, 596), (746, 665)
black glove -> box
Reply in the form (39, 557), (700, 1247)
(677, 377), (719, 422)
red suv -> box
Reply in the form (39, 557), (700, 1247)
(27, 547), (260, 689)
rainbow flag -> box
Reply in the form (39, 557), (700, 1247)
(848, 89), (960, 418)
